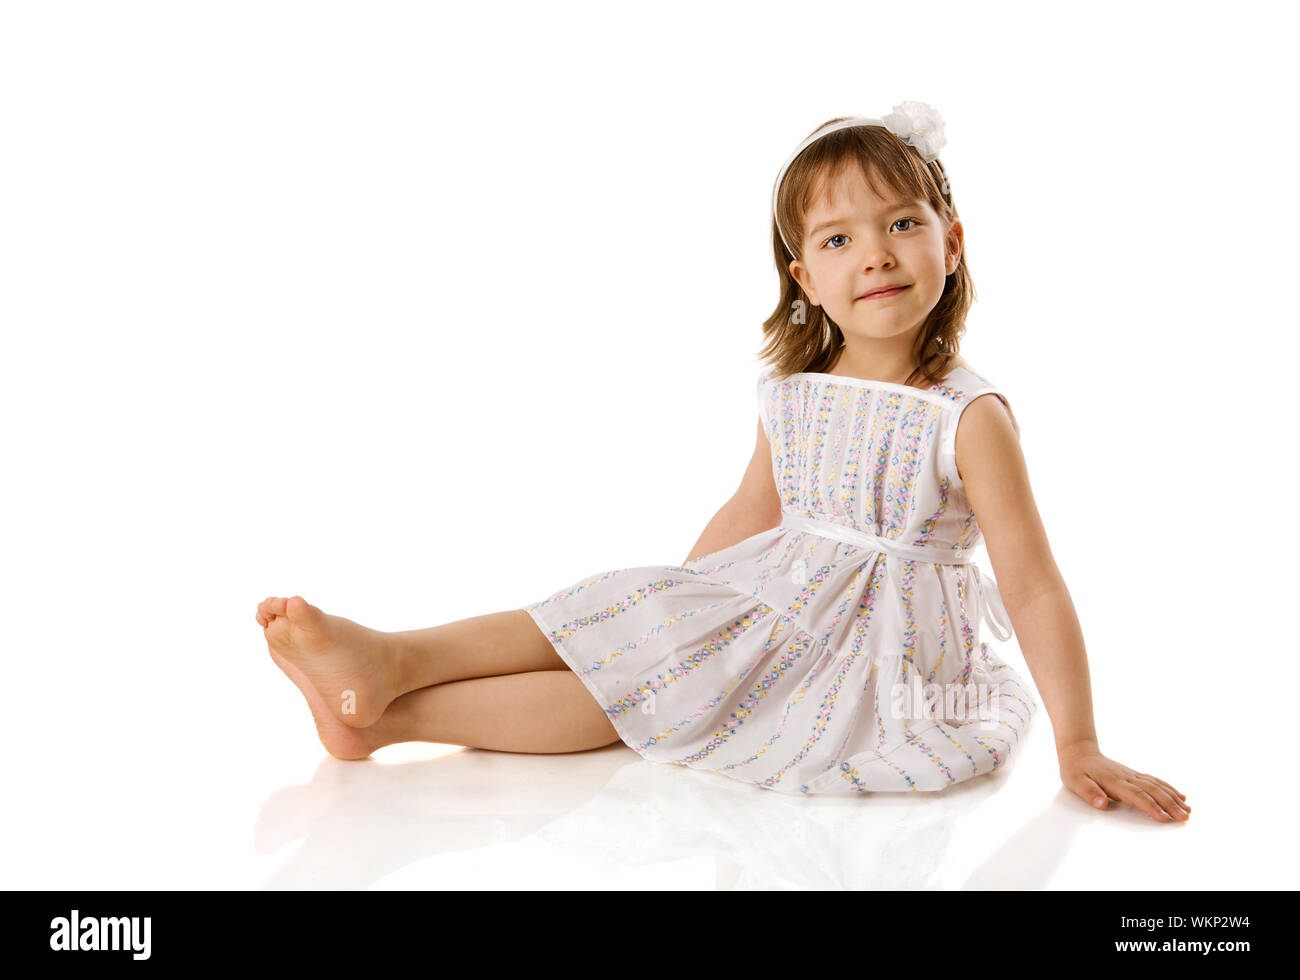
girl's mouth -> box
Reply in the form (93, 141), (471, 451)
(860, 285), (910, 300)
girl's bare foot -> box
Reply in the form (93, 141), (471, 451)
(256, 595), (403, 729)
(268, 647), (375, 760)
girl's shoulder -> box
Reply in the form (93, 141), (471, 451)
(936, 360), (1021, 437)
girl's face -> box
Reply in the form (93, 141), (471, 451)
(789, 164), (962, 351)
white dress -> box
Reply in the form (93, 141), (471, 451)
(524, 362), (1039, 795)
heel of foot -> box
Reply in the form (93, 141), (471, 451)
(336, 688), (364, 726)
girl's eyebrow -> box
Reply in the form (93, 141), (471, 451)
(807, 200), (920, 237)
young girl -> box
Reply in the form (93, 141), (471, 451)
(257, 100), (1189, 822)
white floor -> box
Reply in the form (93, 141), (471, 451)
(4, 633), (1286, 890)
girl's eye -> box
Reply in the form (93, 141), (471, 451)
(821, 218), (920, 250)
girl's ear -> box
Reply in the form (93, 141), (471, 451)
(945, 220), (964, 275)
(790, 260), (820, 306)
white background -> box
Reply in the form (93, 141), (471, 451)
(1, 0), (1291, 889)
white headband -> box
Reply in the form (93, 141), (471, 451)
(770, 101), (947, 259)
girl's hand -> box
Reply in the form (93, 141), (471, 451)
(1057, 740), (1190, 822)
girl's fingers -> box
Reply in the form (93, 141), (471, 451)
(1123, 781), (1174, 822)
(1139, 779), (1189, 820)
(1076, 761), (1189, 821)
(1076, 774), (1109, 809)
(1134, 771), (1188, 805)
(1145, 774), (1188, 804)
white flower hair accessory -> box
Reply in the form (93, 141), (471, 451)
(771, 100), (948, 257)
(880, 100), (946, 163)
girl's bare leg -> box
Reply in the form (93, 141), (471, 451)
(389, 610), (569, 691)
(366, 671), (621, 755)
(271, 640), (622, 759)
(256, 595), (569, 728)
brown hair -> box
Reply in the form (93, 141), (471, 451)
(758, 117), (974, 389)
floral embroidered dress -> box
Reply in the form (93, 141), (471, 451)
(524, 362), (1039, 796)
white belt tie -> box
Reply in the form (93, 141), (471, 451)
(779, 512), (1014, 645)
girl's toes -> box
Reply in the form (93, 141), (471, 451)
(284, 595), (323, 631)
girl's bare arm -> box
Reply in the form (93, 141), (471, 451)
(955, 394), (1097, 748)
(683, 418), (783, 564)
(956, 393), (1189, 821)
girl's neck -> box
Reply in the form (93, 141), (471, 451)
(826, 349), (919, 386)
(825, 348), (967, 386)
